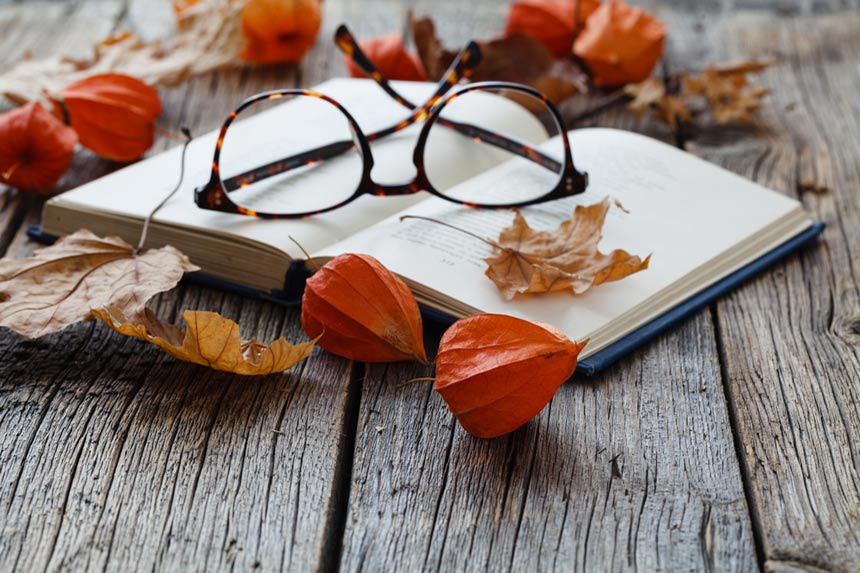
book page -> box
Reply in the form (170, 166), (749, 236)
(316, 127), (809, 355)
(46, 79), (549, 259)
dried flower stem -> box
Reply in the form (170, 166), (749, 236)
(135, 127), (193, 254)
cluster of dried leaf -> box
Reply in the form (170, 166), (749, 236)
(347, 0), (667, 105)
(0, 0), (322, 195)
(624, 60), (773, 129)
(0, 197), (646, 438)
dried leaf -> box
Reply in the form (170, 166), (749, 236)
(410, 15), (587, 104)
(624, 77), (692, 129)
(485, 197), (650, 300)
(434, 313), (587, 438)
(0, 229), (198, 338)
(683, 61), (772, 124)
(0, 0), (245, 105)
(573, 0), (666, 87)
(93, 307), (317, 375)
(0, 101), (78, 194)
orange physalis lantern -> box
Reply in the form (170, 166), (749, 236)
(0, 102), (77, 195)
(573, 0), (666, 87)
(301, 253), (427, 363)
(505, 0), (601, 58)
(345, 33), (427, 82)
(434, 314), (587, 438)
(50, 73), (162, 162)
(241, 0), (322, 64)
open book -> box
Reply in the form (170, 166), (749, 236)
(39, 78), (821, 373)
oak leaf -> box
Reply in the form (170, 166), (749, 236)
(0, 0), (245, 105)
(485, 197), (650, 300)
(0, 229), (198, 338)
(93, 307), (317, 375)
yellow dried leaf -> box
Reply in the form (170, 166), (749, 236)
(0, 229), (198, 338)
(0, 0), (245, 105)
(485, 197), (650, 300)
(93, 307), (317, 375)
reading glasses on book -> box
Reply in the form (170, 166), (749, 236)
(194, 25), (589, 219)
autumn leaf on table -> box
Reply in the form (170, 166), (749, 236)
(683, 60), (773, 124)
(624, 77), (691, 129)
(485, 197), (650, 300)
(0, 0), (245, 105)
(410, 15), (588, 104)
(0, 229), (197, 338)
(93, 307), (317, 375)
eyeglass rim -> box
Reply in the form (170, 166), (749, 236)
(195, 82), (587, 219)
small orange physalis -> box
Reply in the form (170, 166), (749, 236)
(49, 73), (162, 162)
(0, 102), (77, 195)
(241, 0), (322, 64)
(301, 253), (427, 363)
(434, 314), (586, 438)
(573, 0), (666, 87)
(345, 33), (428, 81)
(505, 0), (600, 58)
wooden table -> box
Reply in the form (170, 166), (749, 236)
(2, 0), (859, 571)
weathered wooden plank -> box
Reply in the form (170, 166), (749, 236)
(0, 2), (360, 572)
(337, 6), (758, 571)
(676, 9), (860, 573)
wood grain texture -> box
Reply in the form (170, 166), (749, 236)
(675, 9), (860, 573)
(336, 6), (757, 572)
(0, 2), (358, 572)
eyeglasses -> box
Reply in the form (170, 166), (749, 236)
(194, 25), (589, 219)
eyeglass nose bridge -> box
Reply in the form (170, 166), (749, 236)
(365, 180), (425, 198)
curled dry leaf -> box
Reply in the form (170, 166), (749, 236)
(345, 32), (427, 82)
(434, 314), (587, 438)
(49, 73), (162, 161)
(683, 62), (771, 124)
(624, 77), (691, 129)
(93, 307), (317, 375)
(0, 0), (245, 105)
(410, 15), (587, 104)
(0, 101), (78, 194)
(485, 197), (650, 300)
(0, 229), (198, 338)
(505, 0), (601, 58)
(241, 0), (322, 64)
(573, 0), (666, 87)
(301, 253), (427, 363)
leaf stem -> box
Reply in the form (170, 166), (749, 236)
(135, 128), (193, 255)
(397, 376), (436, 389)
(289, 235), (320, 271)
(1, 160), (22, 181)
(399, 215), (501, 250)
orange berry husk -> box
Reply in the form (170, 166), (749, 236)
(301, 253), (427, 363)
(50, 73), (162, 162)
(573, 0), (666, 87)
(505, 0), (601, 58)
(345, 33), (427, 81)
(434, 314), (587, 439)
(0, 102), (77, 195)
(241, 0), (322, 64)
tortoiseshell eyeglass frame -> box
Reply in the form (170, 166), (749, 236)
(194, 26), (589, 219)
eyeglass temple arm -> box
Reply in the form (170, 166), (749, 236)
(220, 40), (481, 192)
(335, 24), (561, 171)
